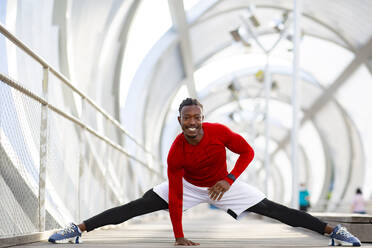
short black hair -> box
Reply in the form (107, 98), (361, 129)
(178, 98), (203, 115)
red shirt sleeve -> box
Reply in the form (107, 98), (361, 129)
(167, 139), (184, 238)
(217, 124), (255, 185)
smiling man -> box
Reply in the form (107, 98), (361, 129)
(154, 98), (266, 245)
(48, 98), (361, 247)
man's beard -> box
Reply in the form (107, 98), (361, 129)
(185, 133), (198, 139)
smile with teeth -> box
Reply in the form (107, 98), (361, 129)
(187, 127), (197, 131)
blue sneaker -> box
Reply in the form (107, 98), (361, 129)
(329, 224), (361, 246)
(48, 223), (81, 244)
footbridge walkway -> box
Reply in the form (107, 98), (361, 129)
(3, 206), (372, 248)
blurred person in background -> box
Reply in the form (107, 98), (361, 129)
(299, 183), (310, 212)
(352, 188), (366, 214)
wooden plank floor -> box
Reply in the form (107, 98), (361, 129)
(14, 205), (372, 248)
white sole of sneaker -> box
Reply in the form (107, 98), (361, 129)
(329, 238), (361, 246)
(52, 236), (80, 244)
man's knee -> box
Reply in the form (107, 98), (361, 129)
(247, 198), (287, 217)
(142, 189), (155, 199)
(142, 188), (168, 209)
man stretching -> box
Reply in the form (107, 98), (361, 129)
(49, 98), (361, 246)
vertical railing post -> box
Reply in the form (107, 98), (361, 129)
(146, 151), (152, 191)
(78, 97), (86, 223)
(104, 117), (109, 210)
(291, 0), (302, 209)
(39, 66), (49, 232)
(264, 57), (272, 196)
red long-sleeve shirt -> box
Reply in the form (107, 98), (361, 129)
(167, 122), (255, 238)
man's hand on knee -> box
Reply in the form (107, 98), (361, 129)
(208, 180), (231, 201)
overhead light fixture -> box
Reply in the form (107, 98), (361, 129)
(282, 11), (289, 23)
(230, 28), (251, 47)
(286, 30), (305, 51)
(230, 29), (241, 42)
(228, 112), (241, 122)
(246, 5), (260, 27)
(255, 71), (278, 90)
(274, 21), (285, 32)
(249, 14), (260, 28)
(255, 70), (265, 82)
(274, 11), (291, 33)
(272, 80), (278, 90)
(286, 30), (305, 42)
(227, 78), (241, 92)
(286, 33), (293, 42)
(249, 14), (261, 28)
(228, 82), (238, 92)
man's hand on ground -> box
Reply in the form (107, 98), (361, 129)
(208, 180), (231, 201)
(175, 237), (200, 246)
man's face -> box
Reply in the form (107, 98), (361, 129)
(178, 105), (204, 139)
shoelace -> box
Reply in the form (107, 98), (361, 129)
(59, 224), (76, 236)
(336, 227), (353, 238)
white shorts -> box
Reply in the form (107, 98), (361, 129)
(153, 178), (266, 219)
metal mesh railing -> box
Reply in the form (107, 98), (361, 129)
(0, 23), (165, 239)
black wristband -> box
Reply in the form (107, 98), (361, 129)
(227, 173), (236, 182)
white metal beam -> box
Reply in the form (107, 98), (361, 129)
(168, 0), (197, 98)
(291, 0), (302, 209)
(271, 36), (372, 157)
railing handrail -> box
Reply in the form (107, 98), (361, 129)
(0, 22), (159, 161)
(0, 73), (163, 178)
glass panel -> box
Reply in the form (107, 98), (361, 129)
(183, 0), (200, 11)
(120, 0), (172, 108)
(195, 35), (354, 92)
(299, 122), (326, 204)
(300, 36), (354, 86)
(336, 64), (372, 198)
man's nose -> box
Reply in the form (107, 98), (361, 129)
(189, 118), (196, 124)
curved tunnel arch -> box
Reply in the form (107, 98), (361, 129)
(1, 1), (371, 225)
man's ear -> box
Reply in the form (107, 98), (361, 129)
(178, 116), (181, 125)
(202, 115), (205, 121)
